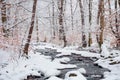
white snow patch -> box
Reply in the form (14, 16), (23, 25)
(0, 49), (10, 64)
(101, 43), (110, 58)
(47, 76), (63, 80)
(57, 49), (100, 58)
(96, 50), (120, 80)
(78, 68), (86, 74)
(0, 50), (76, 80)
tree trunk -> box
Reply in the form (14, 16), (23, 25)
(23, 0), (37, 55)
(52, 0), (55, 39)
(88, 0), (92, 47)
(118, 0), (120, 7)
(36, 16), (39, 42)
(115, 0), (119, 47)
(70, 0), (74, 30)
(108, 0), (120, 47)
(98, 0), (105, 49)
(0, 0), (8, 37)
(78, 0), (87, 47)
(58, 0), (67, 47)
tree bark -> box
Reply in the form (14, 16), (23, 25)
(0, 0), (8, 36)
(118, 0), (120, 7)
(36, 16), (39, 42)
(98, 0), (105, 49)
(70, 0), (74, 30)
(78, 0), (87, 47)
(58, 0), (67, 47)
(88, 0), (92, 47)
(23, 0), (37, 55)
(52, 0), (55, 39)
(115, 0), (120, 47)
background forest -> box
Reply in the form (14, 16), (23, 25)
(0, 0), (120, 55)
(0, 0), (120, 80)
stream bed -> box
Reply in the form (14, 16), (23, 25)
(26, 48), (110, 80)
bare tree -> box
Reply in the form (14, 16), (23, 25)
(108, 0), (120, 47)
(58, 0), (67, 47)
(36, 16), (39, 42)
(0, 0), (8, 37)
(52, 0), (55, 39)
(97, 0), (105, 49)
(70, 0), (74, 30)
(115, 0), (120, 47)
(78, 0), (87, 47)
(23, 0), (37, 55)
(88, 0), (92, 47)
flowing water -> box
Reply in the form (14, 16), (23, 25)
(26, 48), (110, 80)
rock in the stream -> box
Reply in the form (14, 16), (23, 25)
(78, 68), (86, 74)
(64, 70), (87, 80)
(47, 76), (63, 80)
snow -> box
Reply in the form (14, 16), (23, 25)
(78, 68), (86, 74)
(32, 42), (61, 50)
(96, 50), (120, 80)
(0, 48), (76, 80)
(0, 43), (120, 80)
(53, 57), (70, 64)
(47, 76), (63, 80)
(56, 49), (100, 58)
(0, 49), (10, 65)
(101, 43), (110, 58)
(64, 70), (87, 80)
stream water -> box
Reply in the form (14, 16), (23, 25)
(26, 48), (110, 80)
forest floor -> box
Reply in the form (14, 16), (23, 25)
(0, 43), (120, 80)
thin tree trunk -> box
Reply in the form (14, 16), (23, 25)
(52, 0), (55, 39)
(78, 0), (87, 47)
(88, 0), (92, 47)
(70, 0), (74, 30)
(99, 0), (105, 49)
(119, 0), (120, 7)
(23, 0), (37, 55)
(108, 0), (120, 47)
(115, 0), (118, 33)
(0, 0), (8, 36)
(48, 6), (52, 42)
(36, 16), (39, 42)
(115, 0), (120, 47)
(58, 0), (67, 47)
(108, 0), (113, 34)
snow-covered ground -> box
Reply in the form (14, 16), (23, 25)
(96, 49), (120, 80)
(0, 50), (76, 80)
(0, 43), (120, 80)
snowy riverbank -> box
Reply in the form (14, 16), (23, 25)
(0, 43), (120, 80)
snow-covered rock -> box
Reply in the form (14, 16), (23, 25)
(47, 76), (63, 80)
(53, 57), (70, 63)
(64, 71), (87, 80)
(91, 43), (99, 48)
(96, 49), (120, 80)
(101, 43), (110, 58)
(0, 49), (10, 64)
(78, 68), (86, 74)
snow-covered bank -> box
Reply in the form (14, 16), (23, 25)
(96, 50), (120, 80)
(0, 50), (10, 65)
(0, 43), (120, 80)
(30, 44), (120, 80)
(33, 42), (100, 58)
(0, 49), (76, 80)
